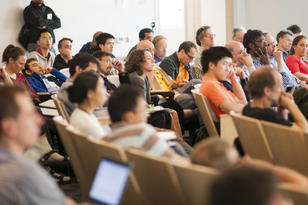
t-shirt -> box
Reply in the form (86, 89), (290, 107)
(242, 104), (292, 126)
(285, 55), (308, 75)
(70, 108), (111, 139)
(0, 148), (66, 205)
(200, 76), (238, 118)
(105, 122), (174, 158)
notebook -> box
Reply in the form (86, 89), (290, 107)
(88, 158), (130, 205)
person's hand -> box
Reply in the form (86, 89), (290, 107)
(279, 92), (295, 108)
(42, 66), (52, 74)
(112, 59), (124, 73)
(238, 53), (253, 67)
(62, 49), (72, 60)
(0, 67), (10, 79)
(177, 79), (188, 87)
(300, 80), (308, 89)
(253, 47), (270, 65)
(272, 49), (283, 61)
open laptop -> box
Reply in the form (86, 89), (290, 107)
(88, 158), (131, 205)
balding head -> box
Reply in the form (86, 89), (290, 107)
(225, 40), (245, 63)
(137, 40), (154, 56)
(190, 138), (239, 170)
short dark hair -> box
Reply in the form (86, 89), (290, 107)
(289, 35), (307, 55)
(210, 166), (280, 205)
(201, 46), (233, 73)
(93, 50), (113, 60)
(246, 66), (276, 99)
(178, 41), (197, 53)
(243, 29), (264, 53)
(36, 29), (52, 41)
(58, 37), (73, 49)
(124, 49), (148, 75)
(139, 28), (153, 40)
(0, 86), (28, 135)
(24, 58), (37, 73)
(287, 24), (302, 35)
(2, 44), (26, 63)
(68, 72), (100, 104)
(196, 26), (211, 46)
(69, 53), (100, 76)
(276, 30), (293, 43)
(95, 33), (115, 47)
(108, 85), (144, 122)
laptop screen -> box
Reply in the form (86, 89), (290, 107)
(89, 159), (130, 205)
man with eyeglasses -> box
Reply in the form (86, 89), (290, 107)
(276, 30), (294, 61)
(160, 41), (197, 84)
(192, 26), (215, 79)
(232, 27), (246, 43)
(28, 29), (55, 70)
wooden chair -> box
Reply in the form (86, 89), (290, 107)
(125, 149), (186, 205)
(279, 183), (308, 205)
(220, 113), (238, 145)
(230, 114), (273, 162)
(53, 117), (88, 200)
(261, 121), (308, 176)
(51, 94), (69, 122)
(192, 90), (219, 137)
(172, 163), (219, 205)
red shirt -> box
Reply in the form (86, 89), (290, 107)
(285, 55), (308, 75)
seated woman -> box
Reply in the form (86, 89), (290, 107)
(286, 35), (308, 81)
(68, 72), (110, 139)
(0, 45), (38, 100)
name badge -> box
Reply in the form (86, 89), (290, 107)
(47, 13), (52, 20)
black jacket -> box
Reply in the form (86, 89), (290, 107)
(18, 1), (61, 49)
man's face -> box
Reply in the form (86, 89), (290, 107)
(269, 72), (283, 106)
(233, 30), (245, 43)
(59, 40), (72, 57)
(265, 34), (277, 56)
(100, 38), (114, 53)
(180, 47), (196, 65)
(143, 32), (154, 42)
(129, 97), (148, 124)
(154, 38), (167, 58)
(28, 60), (44, 75)
(231, 43), (246, 63)
(37, 32), (52, 49)
(210, 57), (233, 81)
(278, 34), (293, 52)
(99, 56), (113, 75)
(13, 93), (43, 151)
(201, 29), (215, 48)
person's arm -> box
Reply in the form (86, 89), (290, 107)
(0, 67), (13, 85)
(285, 56), (308, 81)
(280, 92), (308, 133)
(229, 69), (247, 104)
(27, 76), (48, 93)
(45, 8), (61, 30)
(294, 72), (308, 82)
(24, 6), (48, 28)
(51, 68), (67, 85)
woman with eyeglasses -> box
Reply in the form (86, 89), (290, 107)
(285, 35), (308, 82)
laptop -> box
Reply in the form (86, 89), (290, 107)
(88, 158), (131, 205)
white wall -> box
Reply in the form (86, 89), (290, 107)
(0, 0), (156, 59)
(234, 0), (308, 38)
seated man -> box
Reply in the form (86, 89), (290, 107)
(160, 41), (196, 83)
(79, 31), (103, 54)
(53, 37), (73, 70)
(153, 35), (167, 64)
(126, 28), (154, 58)
(106, 85), (189, 163)
(200, 46), (247, 118)
(24, 58), (67, 94)
(191, 138), (308, 188)
(243, 66), (308, 132)
(276, 30), (293, 61)
(95, 32), (115, 54)
(0, 85), (76, 205)
(57, 53), (99, 116)
(232, 27), (246, 43)
(28, 29), (55, 69)
(210, 166), (292, 205)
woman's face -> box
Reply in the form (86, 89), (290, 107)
(293, 38), (308, 57)
(9, 55), (26, 73)
(90, 78), (107, 108)
(141, 51), (154, 73)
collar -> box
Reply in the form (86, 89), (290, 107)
(35, 47), (51, 59)
(30, 1), (45, 7)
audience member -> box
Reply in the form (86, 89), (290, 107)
(18, 0), (61, 52)
(28, 29), (55, 69)
(79, 31), (103, 54)
(287, 24), (302, 38)
(153, 35), (167, 64)
(244, 66), (308, 132)
(192, 26), (215, 79)
(276, 30), (294, 61)
(106, 84), (188, 163)
(210, 166), (292, 205)
(57, 53), (99, 116)
(126, 28), (154, 58)
(0, 85), (76, 205)
(68, 72), (110, 139)
(200, 47), (247, 118)
(1, 45), (38, 100)
(95, 32), (115, 54)
(232, 27), (246, 43)
(53, 38), (73, 70)
(24, 58), (67, 94)
(285, 35), (308, 82)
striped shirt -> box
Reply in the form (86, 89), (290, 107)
(105, 122), (174, 158)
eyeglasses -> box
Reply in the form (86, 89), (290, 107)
(255, 39), (266, 44)
(186, 52), (195, 60)
(204, 34), (216, 38)
(265, 42), (277, 47)
(40, 37), (52, 41)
